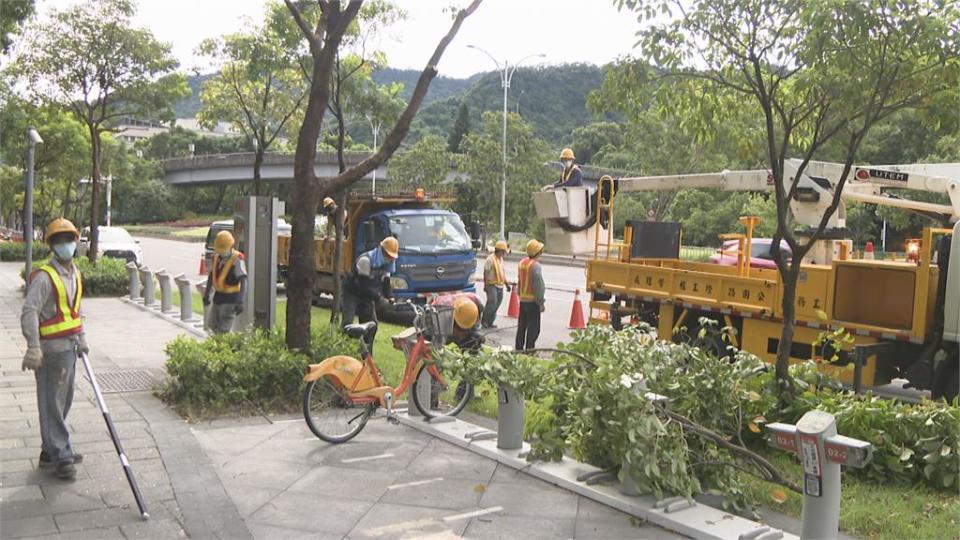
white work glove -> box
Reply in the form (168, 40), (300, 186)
(22, 348), (43, 371)
(77, 335), (89, 355)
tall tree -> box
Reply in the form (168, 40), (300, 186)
(283, 0), (482, 352)
(619, 0), (960, 391)
(196, 1), (308, 195)
(447, 101), (470, 152)
(12, 0), (187, 259)
(388, 134), (453, 190)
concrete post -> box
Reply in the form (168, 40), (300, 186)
(138, 266), (155, 307)
(125, 262), (140, 300)
(174, 274), (196, 322)
(496, 384), (525, 450)
(766, 410), (873, 540)
(156, 269), (174, 313)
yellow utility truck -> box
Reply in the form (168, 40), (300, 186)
(536, 160), (960, 400)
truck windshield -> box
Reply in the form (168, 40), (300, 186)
(389, 214), (471, 253)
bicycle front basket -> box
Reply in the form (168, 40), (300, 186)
(425, 305), (455, 342)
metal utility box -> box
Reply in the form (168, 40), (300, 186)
(234, 196), (284, 330)
(627, 221), (682, 259)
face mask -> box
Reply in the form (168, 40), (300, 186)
(53, 241), (76, 261)
(563, 159), (573, 168)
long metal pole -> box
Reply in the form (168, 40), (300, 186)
(24, 132), (36, 284)
(105, 175), (112, 227)
(500, 63), (508, 242)
(79, 350), (149, 519)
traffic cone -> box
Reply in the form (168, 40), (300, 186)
(199, 257), (207, 275)
(863, 241), (875, 260)
(568, 289), (586, 329)
(507, 283), (520, 318)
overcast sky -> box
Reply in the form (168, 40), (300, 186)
(35, 0), (644, 78)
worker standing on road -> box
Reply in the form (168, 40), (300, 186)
(544, 148), (583, 190)
(341, 237), (399, 352)
(481, 241), (510, 328)
(515, 239), (546, 351)
(20, 218), (88, 480)
(203, 231), (247, 334)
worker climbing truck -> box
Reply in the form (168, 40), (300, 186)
(277, 189), (478, 315)
(535, 159), (960, 401)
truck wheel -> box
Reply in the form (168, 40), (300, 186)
(931, 353), (959, 404)
(376, 299), (416, 326)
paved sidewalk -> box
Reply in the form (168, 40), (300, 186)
(194, 415), (681, 539)
(0, 262), (248, 539)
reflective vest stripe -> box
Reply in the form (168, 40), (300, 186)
(518, 257), (536, 301)
(213, 253), (241, 293)
(486, 255), (505, 286)
(37, 265), (83, 339)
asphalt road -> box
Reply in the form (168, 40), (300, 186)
(133, 235), (586, 348)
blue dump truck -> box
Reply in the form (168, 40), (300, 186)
(276, 190), (477, 311)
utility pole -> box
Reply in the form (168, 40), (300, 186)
(467, 45), (544, 241)
(24, 127), (43, 285)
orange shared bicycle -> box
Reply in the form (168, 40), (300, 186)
(302, 303), (473, 443)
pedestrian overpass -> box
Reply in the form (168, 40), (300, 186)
(160, 152), (389, 186)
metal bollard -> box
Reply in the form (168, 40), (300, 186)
(496, 384), (524, 450)
(156, 269), (174, 313)
(174, 274), (197, 322)
(138, 266), (155, 307)
(766, 410), (873, 540)
(125, 262), (140, 300)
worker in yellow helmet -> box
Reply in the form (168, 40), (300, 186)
(20, 218), (88, 479)
(341, 236), (399, 352)
(515, 239), (546, 351)
(545, 148), (583, 190)
(481, 240), (510, 328)
(431, 293), (486, 352)
(202, 230), (247, 334)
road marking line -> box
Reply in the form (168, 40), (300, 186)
(442, 506), (503, 522)
(387, 477), (444, 490)
(341, 452), (395, 463)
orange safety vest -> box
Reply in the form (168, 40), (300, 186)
(35, 264), (83, 339)
(485, 254), (505, 286)
(212, 252), (242, 293)
(517, 257), (537, 302)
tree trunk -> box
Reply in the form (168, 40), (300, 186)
(88, 129), (102, 262)
(253, 146), (264, 196)
(774, 264), (799, 396)
(212, 185), (228, 214)
(330, 190), (346, 325)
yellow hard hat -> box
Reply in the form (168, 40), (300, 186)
(214, 230), (235, 254)
(380, 236), (399, 259)
(45, 218), (79, 242)
(559, 148), (575, 160)
(526, 239), (544, 258)
(322, 197), (336, 209)
(453, 297), (479, 329)
(494, 240), (508, 252)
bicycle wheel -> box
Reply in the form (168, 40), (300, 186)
(410, 362), (473, 419)
(303, 376), (374, 443)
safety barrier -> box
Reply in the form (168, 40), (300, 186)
(764, 410), (873, 539)
(125, 262), (140, 300)
(138, 266), (155, 307)
(155, 270), (174, 314)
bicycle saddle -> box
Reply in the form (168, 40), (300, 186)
(343, 321), (378, 339)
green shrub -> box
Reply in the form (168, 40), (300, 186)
(159, 326), (354, 419)
(20, 256), (129, 296)
(0, 242), (50, 261)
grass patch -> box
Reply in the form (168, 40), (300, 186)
(170, 226), (209, 240)
(742, 451), (960, 540)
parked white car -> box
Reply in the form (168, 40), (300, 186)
(78, 226), (144, 265)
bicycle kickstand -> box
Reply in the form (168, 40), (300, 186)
(384, 392), (400, 425)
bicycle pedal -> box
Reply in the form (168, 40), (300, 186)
(386, 415), (400, 425)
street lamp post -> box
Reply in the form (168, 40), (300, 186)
(467, 45), (545, 241)
(24, 127), (43, 284)
(367, 115), (382, 197)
